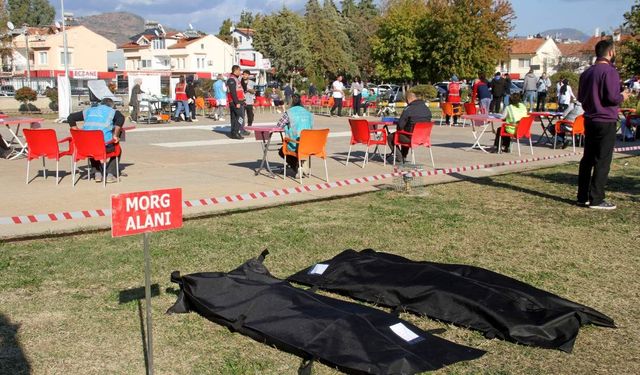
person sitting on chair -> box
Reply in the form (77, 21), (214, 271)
(277, 93), (313, 178)
(548, 101), (584, 148)
(387, 91), (432, 163)
(492, 92), (527, 153)
(67, 98), (124, 183)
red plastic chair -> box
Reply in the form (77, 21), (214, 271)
(554, 115), (585, 151)
(498, 116), (534, 156)
(439, 102), (453, 126)
(393, 122), (435, 168)
(346, 119), (388, 167)
(462, 102), (477, 127)
(23, 129), (73, 185)
(70, 128), (121, 187)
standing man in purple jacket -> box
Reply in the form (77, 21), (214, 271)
(576, 39), (630, 210)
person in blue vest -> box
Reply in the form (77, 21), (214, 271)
(277, 93), (313, 178)
(212, 74), (227, 121)
(67, 98), (124, 183)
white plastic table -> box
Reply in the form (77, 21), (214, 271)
(461, 114), (504, 153)
(245, 125), (285, 177)
(2, 117), (44, 160)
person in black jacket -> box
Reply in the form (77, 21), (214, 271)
(489, 72), (507, 113)
(186, 75), (197, 121)
(387, 91), (432, 162)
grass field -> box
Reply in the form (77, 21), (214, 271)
(1, 156), (639, 375)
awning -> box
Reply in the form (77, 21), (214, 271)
(239, 59), (256, 67)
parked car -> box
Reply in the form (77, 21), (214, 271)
(0, 85), (16, 96)
(71, 87), (89, 96)
(378, 84), (402, 102)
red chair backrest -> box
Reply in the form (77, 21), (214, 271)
(70, 128), (107, 161)
(23, 129), (60, 160)
(515, 116), (534, 138)
(441, 102), (454, 116)
(348, 119), (371, 144)
(410, 122), (434, 147)
(464, 102), (477, 115)
(572, 115), (585, 135)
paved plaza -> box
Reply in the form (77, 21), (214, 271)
(2, 109), (636, 238)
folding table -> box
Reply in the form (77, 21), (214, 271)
(368, 120), (395, 161)
(2, 117), (45, 160)
(460, 114), (504, 153)
(529, 111), (563, 145)
(245, 125), (285, 177)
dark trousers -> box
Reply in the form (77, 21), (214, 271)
(558, 103), (569, 112)
(577, 120), (616, 205)
(353, 94), (362, 116)
(490, 96), (503, 113)
(387, 132), (411, 159)
(189, 101), (196, 119)
(535, 92), (547, 111)
(330, 98), (343, 116)
(278, 148), (299, 172)
(131, 104), (139, 121)
(230, 105), (245, 136)
(493, 126), (511, 150)
(245, 105), (254, 127)
(89, 144), (120, 176)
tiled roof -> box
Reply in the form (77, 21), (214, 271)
(557, 43), (584, 57)
(167, 36), (204, 49)
(120, 41), (149, 49)
(234, 28), (254, 37)
(509, 38), (545, 54)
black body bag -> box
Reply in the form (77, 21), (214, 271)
(167, 251), (485, 374)
(287, 249), (615, 353)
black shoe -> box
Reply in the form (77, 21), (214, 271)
(173, 117), (182, 122)
(186, 118), (193, 122)
(576, 201), (589, 207)
(235, 133), (244, 140)
(589, 201), (616, 210)
(241, 130), (251, 136)
(562, 140), (569, 149)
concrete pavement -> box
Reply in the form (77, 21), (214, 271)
(1, 109), (636, 239)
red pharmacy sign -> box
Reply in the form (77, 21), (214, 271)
(111, 188), (183, 237)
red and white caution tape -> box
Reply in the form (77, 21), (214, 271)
(2, 145), (640, 225)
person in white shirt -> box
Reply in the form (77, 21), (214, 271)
(535, 72), (552, 111)
(558, 79), (576, 112)
(330, 75), (344, 117)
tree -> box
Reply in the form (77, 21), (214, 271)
(418, 0), (514, 82)
(252, 8), (311, 82)
(236, 10), (255, 29)
(619, 0), (640, 77)
(217, 18), (234, 44)
(305, 0), (357, 80)
(341, 0), (381, 80)
(8, 0), (55, 26)
(371, 0), (428, 82)
(0, 2), (11, 71)
(15, 87), (38, 113)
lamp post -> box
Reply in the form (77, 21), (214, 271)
(61, 1), (70, 79)
(22, 24), (31, 88)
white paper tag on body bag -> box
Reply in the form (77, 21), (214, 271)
(389, 323), (421, 343)
(308, 263), (329, 275)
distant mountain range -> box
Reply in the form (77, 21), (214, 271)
(538, 28), (591, 42)
(75, 12), (177, 46)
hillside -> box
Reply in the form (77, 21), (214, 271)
(75, 12), (177, 46)
(538, 28), (590, 42)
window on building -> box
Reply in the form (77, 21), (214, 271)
(518, 58), (531, 68)
(60, 51), (73, 65)
(38, 52), (47, 65)
(141, 59), (152, 68)
(196, 56), (205, 69)
(201, 44), (204, 50)
(239, 36), (243, 43)
(152, 38), (166, 49)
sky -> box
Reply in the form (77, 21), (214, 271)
(51, 0), (632, 38)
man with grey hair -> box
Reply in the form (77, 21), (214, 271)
(130, 78), (143, 122)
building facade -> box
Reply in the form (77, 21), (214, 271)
(496, 37), (562, 78)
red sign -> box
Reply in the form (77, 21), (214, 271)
(111, 188), (183, 237)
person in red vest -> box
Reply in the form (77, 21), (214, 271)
(446, 75), (461, 126)
(227, 65), (247, 139)
(173, 76), (192, 122)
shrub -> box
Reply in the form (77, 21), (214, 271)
(410, 85), (438, 101)
(19, 103), (40, 113)
(45, 87), (58, 111)
(15, 87), (37, 104)
(548, 70), (580, 103)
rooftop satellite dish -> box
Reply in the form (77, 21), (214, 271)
(154, 29), (159, 37)
(158, 23), (166, 36)
(54, 21), (61, 29)
(188, 23), (193, 30)
(7, 21), (14, 31)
